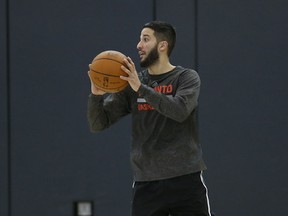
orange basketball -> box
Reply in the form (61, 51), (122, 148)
(89, 50), (128, 93)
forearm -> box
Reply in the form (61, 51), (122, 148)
(138, 84), (199, 122)
(87, 90), (131, 132)
(87, 94), (109, 132)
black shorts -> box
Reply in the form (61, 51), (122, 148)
(132, 172), (212, 216)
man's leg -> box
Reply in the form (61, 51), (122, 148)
(166, 172), (212, 216)
(132, 181), (170, 216)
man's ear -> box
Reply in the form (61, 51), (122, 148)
(158, 41), (168, 52)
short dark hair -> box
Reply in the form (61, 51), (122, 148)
(143, 21), (176, 56)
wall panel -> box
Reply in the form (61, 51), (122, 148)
(8, 0), (153, 215)
(198, 1), (288, 215)
(0, 0), (9, 215)
(155, 0), (197, 69)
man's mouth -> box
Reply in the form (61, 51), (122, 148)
(139, 51), (145, 59)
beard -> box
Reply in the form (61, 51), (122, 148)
(140, 45), (159, 68)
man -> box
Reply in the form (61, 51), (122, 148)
(87, 21), (212, 216)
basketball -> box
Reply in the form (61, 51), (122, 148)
(89, 50), (128, 93)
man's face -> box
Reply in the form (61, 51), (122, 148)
(137, 28), (159, 68)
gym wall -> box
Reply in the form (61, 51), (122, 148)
(1, 0), (287, 216)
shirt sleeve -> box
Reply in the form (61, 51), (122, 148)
(87, 89), (131, 132)
(137, 70), (200, 122)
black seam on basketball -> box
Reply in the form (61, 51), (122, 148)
(90, 69), (125, 77)
(93, 58), (124, 65)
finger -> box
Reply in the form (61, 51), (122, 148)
(88, 71), (92, 78)
(123, 57), (135, 70)
(121, 65), (131, 75)
(123, 58), (131, 67)
(120, 75), (129, 81)
(87, 71), (96, 86)
(127, 57), (135, 66)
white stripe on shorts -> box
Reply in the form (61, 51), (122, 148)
(200, 171), (212, 216)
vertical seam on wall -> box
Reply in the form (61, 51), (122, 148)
(153, 0), (157, 20)
(194, 0), (199, 71)
(6, 0), (11, 215)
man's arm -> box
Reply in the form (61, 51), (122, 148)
(87, 71), (130, 133)
(138, 70), (200, 122)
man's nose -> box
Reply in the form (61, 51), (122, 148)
(137, 41), (142, 50)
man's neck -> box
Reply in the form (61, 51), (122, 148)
(148, 60), (176, 75)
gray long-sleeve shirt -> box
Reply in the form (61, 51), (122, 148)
(87, 66), (206, 181)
